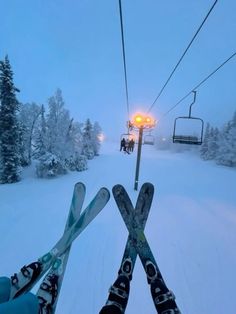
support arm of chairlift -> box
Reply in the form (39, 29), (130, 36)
(189, 91), (196, 117)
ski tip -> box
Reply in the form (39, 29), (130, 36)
(100, 187), (111, 200)
(112, 184), (125, 194)
(74, 182), (86, 191)
(141, 182), (154, 193)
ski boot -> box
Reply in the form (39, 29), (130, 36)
(100, 258), (132, 314)
(119, 257), (133, 279)
(10, 262), (42, 298)
(37, 274), (59, 314)
(145, 260), (180, 314)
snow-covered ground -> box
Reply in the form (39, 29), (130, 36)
(0, 140), (236, 313)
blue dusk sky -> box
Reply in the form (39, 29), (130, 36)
(1, 0), (236, 139)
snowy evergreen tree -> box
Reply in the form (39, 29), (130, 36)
(0, 56), (21, 183)
(65, 152), (88, 172)
(46, 88), (72, 160)
(35, 152), (67, 178)
(216, 111), (236, 167)
(18, 121), (29, 166)
(207, 127), (220, 160)
(82, 118), (95, 159)
(18, 102), (41, 165)
(200, 123), (211, 160)
(35, 89), (86, 178)
(34, 104), (47, 159)
(35, 89), (71, 178)
(64, 119), (85, 170)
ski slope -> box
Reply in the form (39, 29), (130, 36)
(0, 140), (236, 313)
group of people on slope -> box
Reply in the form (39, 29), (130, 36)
(120, 138), (135, 154)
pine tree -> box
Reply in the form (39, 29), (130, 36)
(0, 56), (21, 183)
(46, 88), (71, 159)
(207, 127), (220, 160)
(18, 102), (41, 165)
(216, 111), (236, 167)
(35, 89), (74, 178)
(200, 122), (211, 160)
(18, 121), (28, 166)
(34, 104), (47, 158)
(82, 118), (95, 159)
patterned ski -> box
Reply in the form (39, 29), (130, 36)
(100, 183), (154, 313)
(36, 182), (86, 313)
(10, 185), (110, 299)
(113, 184), (181, 314)
(117, 182), (154, 276)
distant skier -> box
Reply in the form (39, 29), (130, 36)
(128, 139), (135, 152)
(120, 138), (126, 151)
(120, 138), (130, 154)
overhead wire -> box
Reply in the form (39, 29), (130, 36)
(147, 0), (218, 114)
(118, 0), (130, 120)
(161, 51), (236, 119)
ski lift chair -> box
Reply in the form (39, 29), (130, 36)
(143, 134), (155, 145)
(173, 91), (204, 145)
(120, 133), (135, 142)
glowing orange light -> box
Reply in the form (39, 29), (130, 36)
(130, 113), (156, 129)
(135, 115), (142, 123)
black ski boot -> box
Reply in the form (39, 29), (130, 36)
(145, 260), (180, 314)
(100, 258), (132, 313)
(37, 274), (59, 314)
(119, 257), (133, 279)
(145, 259), (158, 284)
(10, 262), (42, 298)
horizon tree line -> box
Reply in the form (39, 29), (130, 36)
(0, 55), (103, 183)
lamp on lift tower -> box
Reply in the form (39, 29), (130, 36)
(130, 113), (156, 191)
(130, 113), (156, 129)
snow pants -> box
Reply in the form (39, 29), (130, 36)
(0, 277), (39, 314)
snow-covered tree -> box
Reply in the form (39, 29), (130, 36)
(34, 104), (47, 159)
(207, 127), (220, 160)
(18, 121), (28, 166)
(65, 152), (88, 172)
(35, 90), (86, 178)
(46, 89), (72, 160)
(18, 102), (41, 165)
(63, 119), (84, 169)
(200, 123), (211, 160)
(82, 118), (95, 159)
(35, 89), (71, 178)
(216, 111), (236, 167)
(35, 152), (67, 178)
(0, 56), (21, 183)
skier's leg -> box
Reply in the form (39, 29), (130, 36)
(145, 260), (178, 313)
(37, 273), (59, 313)
(100, 258), (132, 313)
(0, 277), (11, 304)
(99, 275), (130, 314)
(100, 304), (123, 314)
(0, 293), (39, 314)
(10, 261), (42, 299)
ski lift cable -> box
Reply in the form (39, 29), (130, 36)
(147, 0), (218, 114)
(118, 0), (130, 121)
(161, 51), (236, 119)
